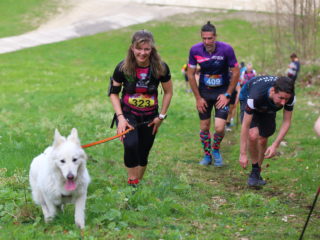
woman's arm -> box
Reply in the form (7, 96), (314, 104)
(109, 80), (133, 139)
(148, 80), (173, 135)
(159, 80), (173, 115)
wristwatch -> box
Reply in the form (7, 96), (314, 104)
(224, 93), (231, 99)
(158, 113), (167, 120)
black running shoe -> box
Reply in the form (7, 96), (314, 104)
(248, 171), (260, 187)
(247, 169), (266, 187)
(258, 174), (267, 185)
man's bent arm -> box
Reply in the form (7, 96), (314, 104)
(265, 110), (292, 158)
(272, 110), (292, 148)
(239, 112), (253, 168)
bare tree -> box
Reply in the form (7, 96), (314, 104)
(267, 0), (319, 70)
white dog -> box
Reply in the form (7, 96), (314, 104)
(29, 128), (90, 229)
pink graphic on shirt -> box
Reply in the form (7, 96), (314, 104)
(135, 67), (149, 93)
(194, 55), (210, 63)
(122, 67), (158, 116)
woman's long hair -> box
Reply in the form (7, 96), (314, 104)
(120, 30), (165, 79)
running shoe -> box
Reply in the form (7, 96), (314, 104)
(225, 126), (232, 132)
(213, 150), (223, 167)
(247, 169), (266, 187)
(199, 155), (212, 165)
(258, 174), (267, 185)
(128, 178), (139, 188)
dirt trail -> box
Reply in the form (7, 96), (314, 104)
(0, 0), (199, 54)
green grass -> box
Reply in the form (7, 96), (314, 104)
(0, 0), (60, 37)
(0, 10), (319, 240)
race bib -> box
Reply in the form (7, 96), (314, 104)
(204, 74), (223, 87)
(128, 94), (155, 108)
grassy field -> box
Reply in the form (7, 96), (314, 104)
(0, 6), (320, 240)
(0, 0), (61, 38)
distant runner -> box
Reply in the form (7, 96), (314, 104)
(240, 63), (256, 86)
(287, 53), (300, 83)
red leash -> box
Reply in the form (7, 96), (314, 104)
(81, 120), (151, 149)
(81, 128), (133, 148)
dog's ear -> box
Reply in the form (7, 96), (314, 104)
(53, 129), (66, 148)
(68, 128), (80, 146)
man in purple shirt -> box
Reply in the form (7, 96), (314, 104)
(187, 21), (240, 166)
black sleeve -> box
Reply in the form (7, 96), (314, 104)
(112, 61), (125, 83)
(159, 62), (171, 83)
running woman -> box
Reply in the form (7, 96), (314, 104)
(109, 30), (173, 186)
(187, 21), (239, 166)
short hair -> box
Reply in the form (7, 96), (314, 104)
(274, 76), (295, 95)
(201, 21), (216, 34)
(290, 53), (297, 58)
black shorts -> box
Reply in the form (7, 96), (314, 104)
(184, 73), (188, 82)
(288, 74), (297, 82)
(199, 99), (229, 120)
(229, 90), (238, 105)
(240, 101), (276, 138)
(198, 87), (229, 120)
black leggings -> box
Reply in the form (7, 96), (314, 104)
(121, 113), (156, 168)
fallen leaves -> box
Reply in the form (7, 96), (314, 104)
(281, 214), (296, 222)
